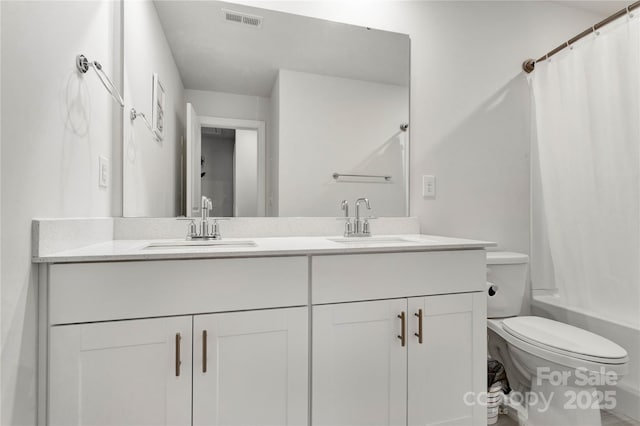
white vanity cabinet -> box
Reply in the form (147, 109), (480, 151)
(192, 308), (308, 426)
(313, 299), (409, 425)
(311, 251), (487, 426)
(49, 316), (193, 426)
(39, 256), (309, 426)
(48, 308), (309, 426)
(37, 240), (490, 426)
(407, 293), (486, 426)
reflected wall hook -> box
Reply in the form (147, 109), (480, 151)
(130, 108), (159, 141)
(76, 54), (124, 107)
(400, 123), (409, 132)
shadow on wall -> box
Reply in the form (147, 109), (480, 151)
(419, 73), (531, 253)
(62, 71), (91, 137)
(353, 130), (407, 176)
(124, 123), (150, 215)
(60, 69), (95, 215)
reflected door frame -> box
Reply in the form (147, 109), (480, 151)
(190, 116), (266, 217)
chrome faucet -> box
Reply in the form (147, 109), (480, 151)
(338, 198), (373, 237)
(354, 197), (372, 237)
(183, 196), (222, 240)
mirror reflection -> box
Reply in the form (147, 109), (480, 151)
(123, 1), (410, 218)
(201, 127), (259, 217)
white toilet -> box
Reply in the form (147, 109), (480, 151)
(485, 251), (629, 426)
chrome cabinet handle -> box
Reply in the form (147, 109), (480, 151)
(414, 309), (423, 344)
(175, 333), (181, 377)
(202, 330), (208, 373)
(397, 312), (406, 347)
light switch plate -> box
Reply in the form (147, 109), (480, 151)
(422, 175), (435, 198)
(99, 156), (109, 188)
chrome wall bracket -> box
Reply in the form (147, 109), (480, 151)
(76, 54), (124, 107)
(76, 54), (90, 74)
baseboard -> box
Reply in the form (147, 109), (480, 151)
(611, 381), (640, 422)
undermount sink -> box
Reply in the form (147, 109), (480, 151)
(143, 240), (256, 250)
(327, 236), (415, 244)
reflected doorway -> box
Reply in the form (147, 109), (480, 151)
(186, 103), (266, 218)
(201, 127), (258, 217)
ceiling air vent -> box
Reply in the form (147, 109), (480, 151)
(222, 9), (263, 28)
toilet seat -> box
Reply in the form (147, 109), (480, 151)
(501, 316), (628, 365)
(487, 316), (630, 426)
(488, 318), (629, 382)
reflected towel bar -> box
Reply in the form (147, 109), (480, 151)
(333, 173), (391, 181)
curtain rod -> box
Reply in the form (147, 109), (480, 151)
(523, 0), (640, 73)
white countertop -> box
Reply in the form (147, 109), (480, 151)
(32, 234), (496, 263)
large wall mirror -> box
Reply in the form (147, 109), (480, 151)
(123, 1), (410, 218)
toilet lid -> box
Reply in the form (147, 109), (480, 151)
(502, 316), (628, 362)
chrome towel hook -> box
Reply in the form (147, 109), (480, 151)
(76, 54), (124, 107)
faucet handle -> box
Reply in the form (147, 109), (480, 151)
(211, 219), (221, 240)
(336, 208), (354, 237)
(177, 218), (198, 239)
(209, 217), (230, 239)
(362, 219), (371, 235)
(188, 220), (198, 238)
(344, 219), (353, 237)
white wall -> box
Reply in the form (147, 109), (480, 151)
(277, 69), (408, 216)
(123, 0), (185, 217)
(186, 89), (270, 122)
(1, 1), (121, 424)
(235, 129), (259, 216)
(232, 0), (604, 253)
(0, 3), (4, 422)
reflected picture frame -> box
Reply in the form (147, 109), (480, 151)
(152, 73), (165, 141)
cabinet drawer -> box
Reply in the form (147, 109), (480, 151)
(312, 250), (485, 304)
(48, 257), (308, 325)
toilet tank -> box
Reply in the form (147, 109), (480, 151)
(486, 251), (529, 318)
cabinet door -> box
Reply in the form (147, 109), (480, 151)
(49, 316), (192, 426)
(193, 307), (308, 426)
(407, 293), (486, 426)
(313, 299), (407, 426)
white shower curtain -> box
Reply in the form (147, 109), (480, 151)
(531, 15), (640, 328)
